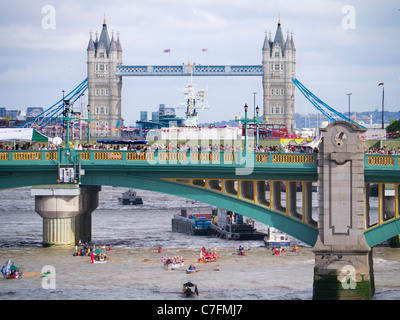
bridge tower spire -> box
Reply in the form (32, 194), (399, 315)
(262, 18), (296, 133)
(87, 18), (123, 138)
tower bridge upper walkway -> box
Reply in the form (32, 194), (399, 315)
(115, 64), (263, 77)
(0, 148), (399, 248)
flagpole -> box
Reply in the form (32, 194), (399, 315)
(381, 86), (385, 129)
(378, 82), (385, 129)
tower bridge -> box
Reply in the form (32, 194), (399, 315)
(87, 17), (296, 136)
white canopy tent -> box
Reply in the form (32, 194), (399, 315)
(0, 128), (51, 143)
(301, 137), (321, 149)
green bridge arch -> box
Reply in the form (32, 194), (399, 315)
(0, 149), (399, 247)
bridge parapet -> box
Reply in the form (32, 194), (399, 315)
(0, 149), (314, 169)
(3, 149), (400, 169)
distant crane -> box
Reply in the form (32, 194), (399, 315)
(351, 112), (373, 125)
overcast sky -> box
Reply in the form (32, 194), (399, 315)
(0, 0), (399, 126)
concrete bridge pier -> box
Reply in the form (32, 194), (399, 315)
(312, 121), (374, 300)
(31, 185), (101, 247)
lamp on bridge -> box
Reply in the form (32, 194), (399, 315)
(347, 93), (352, 122)
(244, 104), (248, 154)
(85, 104), (99, 144)
(236, 103), (266, 155)
(63, 99), (71, 148)
(87, 104), (91, 143)
(256, 105), (260, 147)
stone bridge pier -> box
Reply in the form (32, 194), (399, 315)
(31, 185), (101, 247)
(312, 121), (374, 300)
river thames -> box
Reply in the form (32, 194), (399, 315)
(0, 186), (399, 300)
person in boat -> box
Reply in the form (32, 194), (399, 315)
(188, 264), (196, 272)
(9, 267), (21, 279)
(1, 260), (21, 279)
(238, 245), (245, 255)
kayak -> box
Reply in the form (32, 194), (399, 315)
(92, 260), (108, 264)
(186, 269), (198, 274)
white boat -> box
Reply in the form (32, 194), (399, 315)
(264, 227), (290, 247)
(164, 262), (185, 269)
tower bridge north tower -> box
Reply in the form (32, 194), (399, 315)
(262, 20), (296, 133)
(87, 18), (123, 137)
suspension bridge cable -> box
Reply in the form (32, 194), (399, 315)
(18, 78), (88, 128)
(292, 77), (365, 128)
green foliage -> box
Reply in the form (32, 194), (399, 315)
(386, 119), (400, 139)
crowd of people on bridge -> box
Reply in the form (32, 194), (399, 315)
(365, 145), (400, 155)
(1, 140), (400, 156)
(0, 141), (319, 153)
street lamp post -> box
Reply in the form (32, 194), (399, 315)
(235, 103), (267, 156)
(64, 99), (71, 148)
(381, 85), (385, 129)
(244, 103), (248, 154)
(253, 92), (257, 118)
(87, 105), (91, 143)
(347, 93), (352, 121)
(86, 104), (99, 144)
(256, 106), (260, 147)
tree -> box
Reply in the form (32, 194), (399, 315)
(386, 119), (400, 139)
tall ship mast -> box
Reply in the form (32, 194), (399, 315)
(176, 74), (209, 127)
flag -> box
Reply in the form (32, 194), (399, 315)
(163, 49), (170, 53)
(197, 90), (205, 101)
(201, 48), (207, 52)
(1, 259), (11, 277)
(378, 82), (384, 86)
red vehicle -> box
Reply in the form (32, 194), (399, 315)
(243, 123), (288, 139)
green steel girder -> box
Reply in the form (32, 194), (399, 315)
(364, 218), (400, 247)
